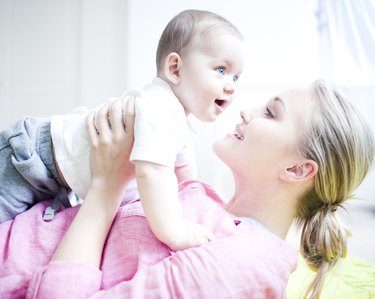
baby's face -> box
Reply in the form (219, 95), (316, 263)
(175, 33), (245, 122)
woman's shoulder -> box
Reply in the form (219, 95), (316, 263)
(177, 180), (237, 237)
(236, 222), (298, 272)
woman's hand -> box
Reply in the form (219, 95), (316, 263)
(52, 97), (135, 267)
(86, 97), (136, 198)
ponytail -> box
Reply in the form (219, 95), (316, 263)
(299, 205), (347, 298)
(295, 80), (375, 299)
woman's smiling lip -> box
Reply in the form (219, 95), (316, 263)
(233, 124), (244, 140)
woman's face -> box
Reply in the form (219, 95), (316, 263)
(213, 86), (316, 181)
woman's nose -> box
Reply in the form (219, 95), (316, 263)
(240, 110), (252, 123)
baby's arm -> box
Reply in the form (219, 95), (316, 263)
(135, 160), (214, 251)
(175, 162), (197, 183)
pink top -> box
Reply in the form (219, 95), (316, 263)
(0, 181), (297, 299)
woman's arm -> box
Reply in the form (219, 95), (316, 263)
(52, 97), (135, 267)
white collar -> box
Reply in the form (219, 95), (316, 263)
(230, 214), (267, 230)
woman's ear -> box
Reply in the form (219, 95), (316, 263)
(280, 160), (318, 183)
(163, 52), (182, 85)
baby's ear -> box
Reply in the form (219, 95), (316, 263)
(280, 159), (318, 183)
(163, 52), (182, 85)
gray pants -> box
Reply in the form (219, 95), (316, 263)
(0, 117), (71, 222)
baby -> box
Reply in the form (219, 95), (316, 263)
(0, 9), (245, 250)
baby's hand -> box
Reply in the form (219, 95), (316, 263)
(168, 221), (215, 251)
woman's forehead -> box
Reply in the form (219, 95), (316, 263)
(277, 86), (315, 107)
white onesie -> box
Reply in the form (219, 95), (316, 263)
(51, 77), (197, 199)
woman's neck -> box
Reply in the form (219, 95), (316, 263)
(225, 180), (297, 239)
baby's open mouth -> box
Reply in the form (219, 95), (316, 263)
(215, 99), (226, 107)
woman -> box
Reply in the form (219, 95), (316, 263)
(1, 80), (374, 299)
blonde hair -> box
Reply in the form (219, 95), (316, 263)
(295, 80), (375, 299)
(155, 9), (243, 73)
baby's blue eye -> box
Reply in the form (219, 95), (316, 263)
(216, 66), (226, 75)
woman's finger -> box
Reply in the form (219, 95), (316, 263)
(96, 104), (111, 137)
(109, 99), (124, 135)
(124, 96), (135, 134)
(86, 111), (99, 146)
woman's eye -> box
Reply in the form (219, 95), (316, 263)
(216, 66), (226, 75)
(265, 107), (274, 118)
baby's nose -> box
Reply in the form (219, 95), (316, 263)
(224, 82), (235, 95)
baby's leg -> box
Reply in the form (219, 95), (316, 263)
(0, 117), (70, 222)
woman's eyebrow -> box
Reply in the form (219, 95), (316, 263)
(274, 97), (286, 111)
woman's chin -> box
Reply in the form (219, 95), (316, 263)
(212, 139), (227, 162)
(212, 140), (221, 155)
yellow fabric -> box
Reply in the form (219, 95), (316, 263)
(287, 254), (375, 299)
